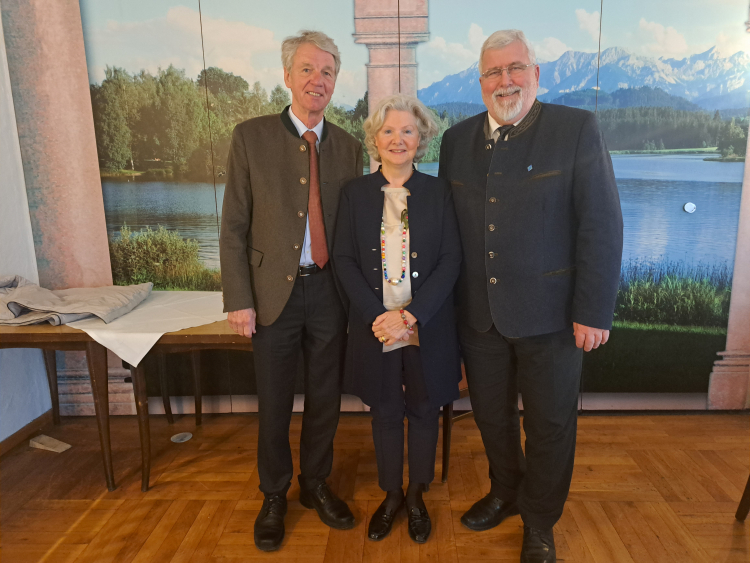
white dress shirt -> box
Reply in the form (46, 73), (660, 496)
(487, 112), (523, 142)
(288, 107), (325, 267)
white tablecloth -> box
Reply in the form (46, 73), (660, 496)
(68, 291), (227, 367)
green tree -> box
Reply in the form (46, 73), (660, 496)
(197, 67), (249, 98)
(268, 85), (291, 114)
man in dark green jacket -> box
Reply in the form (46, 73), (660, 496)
(219, 30), (363, 552)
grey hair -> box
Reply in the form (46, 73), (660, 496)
(281, 30), (341, 77)
(479, 29), (537, 73)
(363, 93), (439, 162)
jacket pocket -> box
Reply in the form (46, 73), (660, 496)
(529, 170), (562, 181)
(543, 266), (576, 277)
(248, 248), (264, 267)
(449, 180), (464, 187)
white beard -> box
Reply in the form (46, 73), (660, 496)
(490, 86), (525, 123)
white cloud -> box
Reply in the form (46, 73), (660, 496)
(332, 67), (367, 106)
(575, 9), (600, 42)
(468, 23), (488, 54)
(532, 37), (569, 63)
(638, 18), (689, 57)
(85, 6), (280, 90)
(714, 31), (748, 57)
(417, 24), (485, 87)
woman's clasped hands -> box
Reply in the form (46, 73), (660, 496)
(372, 310), (417, 345)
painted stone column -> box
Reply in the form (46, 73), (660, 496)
(706, 9), (750, 409)
(2, 0), (112, 290)
(353, 0), (429, 169)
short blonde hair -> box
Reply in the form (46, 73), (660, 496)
(363, 94), (439, 162)
(281, 30), (341, 77)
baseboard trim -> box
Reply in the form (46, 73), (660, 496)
(0, 409), (54, 457)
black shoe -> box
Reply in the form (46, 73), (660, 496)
(460, 493), (519, 531)
(406, 504), (431, 543)
(254, 492), (287, 552)
(298, 479), (355, 530)
(368, 492), (404, 541)
(521, 526), (556, 563)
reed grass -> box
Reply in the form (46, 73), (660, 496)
(614, 258), (731, 327)
(109, 226), (222, 291)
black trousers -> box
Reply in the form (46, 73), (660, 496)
(370, 346), (440, 491)
(252, 270), (347, 494)
(459, 324), (582, 530)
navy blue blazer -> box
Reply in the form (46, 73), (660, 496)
(439, 101), (623, 337)
(333, 169), (462, 408)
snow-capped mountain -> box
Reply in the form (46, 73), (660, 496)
(417, 47), (749, 111)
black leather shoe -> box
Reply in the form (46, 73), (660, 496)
(460, 493), (519, 531)
(368, 494), (404, 541)
(407, 504), (431, 543)
(299, 480), (355, 530)
(521, 526), (556, 563)
(254, 493), (287, 551)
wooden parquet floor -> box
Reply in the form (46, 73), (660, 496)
(1, 412), (748, 562)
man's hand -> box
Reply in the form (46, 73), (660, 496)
(573, 322), (609, 352)
(228, 308), (256, 338)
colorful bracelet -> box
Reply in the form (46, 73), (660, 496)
(399, 309), (414, 330)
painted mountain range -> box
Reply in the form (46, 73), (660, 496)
(417, 47), (749, 111)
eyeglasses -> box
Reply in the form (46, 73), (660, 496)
(480, 63), (535, 80)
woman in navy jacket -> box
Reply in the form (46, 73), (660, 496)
(333, 94), (462, 543)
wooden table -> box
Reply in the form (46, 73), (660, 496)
(0, 321), (252, 492)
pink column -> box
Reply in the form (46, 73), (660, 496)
(353, 0), (429, 169)
(2, 0), (112, 290)
(706, 14), (750, 410)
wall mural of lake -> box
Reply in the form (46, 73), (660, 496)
(83, 0), (748, 397)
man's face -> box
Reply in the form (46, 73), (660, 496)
(284, 42), (336, 119)
(479, 41), (539, 125)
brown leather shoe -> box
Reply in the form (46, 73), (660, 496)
(460, 492), (519, 531)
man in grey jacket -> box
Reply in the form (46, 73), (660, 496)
(219, 30), (363, 552)
(439, 29), (623, 563)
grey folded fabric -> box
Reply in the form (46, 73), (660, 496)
(0, 275), (152, 326)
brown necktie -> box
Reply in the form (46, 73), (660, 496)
(301, 130), (328, 268)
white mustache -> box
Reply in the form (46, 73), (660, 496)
(494, 86), (522, 98)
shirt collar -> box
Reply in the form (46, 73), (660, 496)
(288, 106), (324, 141)
(487, 112), (524, 137)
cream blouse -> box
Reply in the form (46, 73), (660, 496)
(381, 185), (419, 352)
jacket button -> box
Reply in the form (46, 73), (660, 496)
(297, 211), (305, 218)
(485, 143), (492, 150)
(287, 275), (294, 282)
(488, 251), (495, 258)
(293, 244), (300, 250)
(300, 145), (307, 152)
(490, 277), (497, 284)
(488, 224), (495, 231)
(300, 177), (307, 184)
(411, 252), (417, 258)
(412, 271), (418, 278)
(489, 197), (497, 203)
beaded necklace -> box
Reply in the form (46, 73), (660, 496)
(381, 209), (408, 285)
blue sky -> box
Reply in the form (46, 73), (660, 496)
(80, 0), (749, 106)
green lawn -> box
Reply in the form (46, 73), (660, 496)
(581, 321), (727, 393)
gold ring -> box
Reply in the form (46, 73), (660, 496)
(379, 336), (386, 343)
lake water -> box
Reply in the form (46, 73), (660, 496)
(102, 154), (744, 270)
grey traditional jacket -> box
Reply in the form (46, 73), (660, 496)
(219, 107), (363, 325)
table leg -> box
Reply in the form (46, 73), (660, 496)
(129, 362), (151, 492)
(42, 349), (60, 425)
(158, 354), (174, 424)
(191, 350), (202, 426)
(85, 341), (116, 491)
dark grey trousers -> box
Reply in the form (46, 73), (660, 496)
(252, 270), (347, 494)
(459, 324), (582, 530)
(370, 346), (440, 491)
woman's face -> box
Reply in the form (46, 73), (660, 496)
(375, 110), (420, 168)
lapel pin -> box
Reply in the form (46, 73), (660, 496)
(527, 165), (533, 171)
